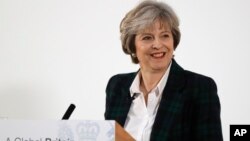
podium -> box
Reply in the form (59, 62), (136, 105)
(0, 120), (115, 141)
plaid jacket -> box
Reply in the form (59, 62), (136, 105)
(105, 59), (223, 141)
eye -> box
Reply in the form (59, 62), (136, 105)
(142, 35), (153, 40)
(162, 34), (170, 38)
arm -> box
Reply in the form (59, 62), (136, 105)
(104, 75), (114, 120)
(192, 78), (223, 141)
(104, 76), (134, 140)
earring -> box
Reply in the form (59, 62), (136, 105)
(131, 53), (136, 57)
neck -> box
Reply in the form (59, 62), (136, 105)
(139, 68), (166, 93)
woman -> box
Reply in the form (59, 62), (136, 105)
(105, 1), (223, 141)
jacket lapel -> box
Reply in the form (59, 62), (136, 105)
(151, 59), (186, 139)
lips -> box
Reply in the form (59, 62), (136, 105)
(150, 52), (166, 58)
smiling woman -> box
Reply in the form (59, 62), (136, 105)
(134, 20), (174, 102)
(104, 1), (223, 141)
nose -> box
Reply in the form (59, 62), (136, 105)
(152, 38), (162, 49)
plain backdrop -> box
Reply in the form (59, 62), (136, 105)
(1, 0), (250, 140)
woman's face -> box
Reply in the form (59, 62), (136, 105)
(135, 20), (174, 73)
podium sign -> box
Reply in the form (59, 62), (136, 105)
(0, 120), (115, 141)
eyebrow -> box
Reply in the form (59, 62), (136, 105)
(139, 30), (171, 36)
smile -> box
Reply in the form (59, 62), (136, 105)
(150, 52), (166, 58)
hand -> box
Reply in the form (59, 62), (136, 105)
(115, 122), (135, 141)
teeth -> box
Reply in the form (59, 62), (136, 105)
(152, 53), (164, 57)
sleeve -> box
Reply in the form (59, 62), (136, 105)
(192, 77), (223, 141)
(104, 75), (115, 120)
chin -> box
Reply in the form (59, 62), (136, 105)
(151, 65), (168, 71)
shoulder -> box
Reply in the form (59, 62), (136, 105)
(182, 70), (219, 105)
(184, 70), (217, 91)
(170, 59), (217, 90)
(108, 72), (136, 83)
(107, 72), (137, 86)
(106, 72), (137, 95)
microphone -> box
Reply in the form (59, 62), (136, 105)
(62, 104), (76, 120)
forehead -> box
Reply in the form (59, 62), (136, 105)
(138, 19), (171, 34)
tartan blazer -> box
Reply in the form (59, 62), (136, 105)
(104, 59), (223, 141)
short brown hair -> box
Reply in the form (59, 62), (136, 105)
(120, 0), (181, 64)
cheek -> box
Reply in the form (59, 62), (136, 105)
(166, 42), (174, 52)
(135, 46), (149, 61)
(135, 47), (144, 58)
